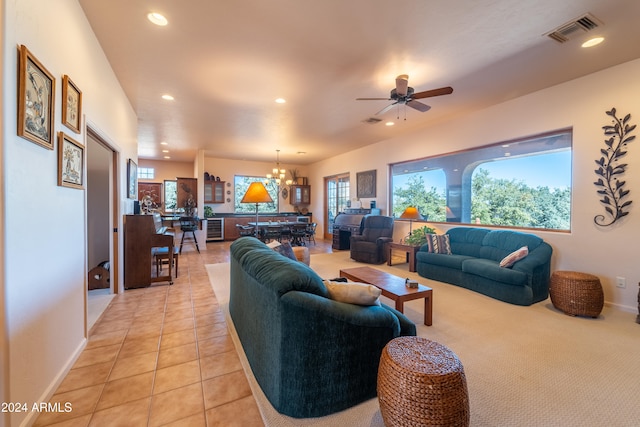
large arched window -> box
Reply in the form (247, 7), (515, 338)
(391, 129), (572, 231)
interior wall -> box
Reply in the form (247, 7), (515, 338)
(2, 1), (138, 425)
(308, 58), (640, 312)
(138, 158), (195, 184)
(87, 135), (111, 271)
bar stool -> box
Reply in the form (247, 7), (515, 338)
(179, 216), (200, 254)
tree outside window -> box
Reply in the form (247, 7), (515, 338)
(164, 180), (177, 211)
(234, 176), (278, 213)
(390, 130), (572, 231)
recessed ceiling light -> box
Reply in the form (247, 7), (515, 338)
(160, 142), (168, 145)
(162, 150), (169, 153)
(385, 121), (394, 126)
(147, 12), (168, 26)
(582, 37), (604, 48)
(162, 94), (174, 101)
(164, 156), (171, 159)
(275, 98), (286, 104)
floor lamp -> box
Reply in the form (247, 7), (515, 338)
(241, 182), (274, 237)
(400, 206), (424, 236)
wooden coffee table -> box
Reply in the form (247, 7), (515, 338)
(339, 266), (433, 326)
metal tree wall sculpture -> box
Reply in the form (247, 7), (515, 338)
(594, 108), (635, 226)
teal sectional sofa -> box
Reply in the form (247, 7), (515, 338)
(229, 237), (416, 418)
(416, 227), (552, 306)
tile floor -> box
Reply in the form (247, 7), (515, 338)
(34, 238), (332, 427)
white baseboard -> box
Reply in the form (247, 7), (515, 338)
(19, 338), (87, 427)
(605, 301), (638, 314)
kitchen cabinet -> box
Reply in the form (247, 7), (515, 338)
(204, 181), (225, 203)
(289, 185), (310, 205)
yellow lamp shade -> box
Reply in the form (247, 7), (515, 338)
(241, 182), (273, 204)
(400, 206), (424, 220)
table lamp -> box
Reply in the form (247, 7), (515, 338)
(400, 206), (424, 235)
(241, 182), (273, 236)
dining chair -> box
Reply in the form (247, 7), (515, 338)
(291, 223), (308, 246)
(236, 224), (255, 238)
(305, 222), (317, 245)
(279, 223), (292, 242)
(265, 225), (282, 243)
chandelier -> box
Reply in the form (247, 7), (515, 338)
(266, 149), (292, 188)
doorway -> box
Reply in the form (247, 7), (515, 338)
(323, 173), (350, 240)
(86, 128), (119, 330)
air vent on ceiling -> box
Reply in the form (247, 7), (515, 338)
(546, 13), (602, 43)
(362, 117), (382, 124)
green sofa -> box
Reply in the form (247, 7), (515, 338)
(416, 227), (552, 306)
(229, 237), (416, 418)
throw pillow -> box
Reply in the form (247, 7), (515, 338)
(266, 240), (298, 261)
(323, 280), (382, 306)
(500, 246), (529, 268)
(425, 234), (452, 254)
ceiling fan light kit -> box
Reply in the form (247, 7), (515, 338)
(357, 74), (453, 119)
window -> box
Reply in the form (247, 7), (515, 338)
(138, 167), (155, 179)
(234, 176), (278, 213)
(390, 129), (572, 230)
(164, 180), (177, 211)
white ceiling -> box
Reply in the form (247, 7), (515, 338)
(79, 0), (640, 165)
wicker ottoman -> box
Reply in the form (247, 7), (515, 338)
(378, 336), (470, 427)
(549, 271), (604, 318)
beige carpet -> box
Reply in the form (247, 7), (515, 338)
(207, 251), (640, 427)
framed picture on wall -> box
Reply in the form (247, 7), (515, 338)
(17, 45), (56, 149)
(62, 75), (82, 133)
(357, 169), (377, 198)
(57, 132), (85, 189)
(127, 159), (138, 199)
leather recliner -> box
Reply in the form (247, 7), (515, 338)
(350, 215), (394, 264)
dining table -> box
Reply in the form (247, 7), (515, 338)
(248, 221), (308, 245)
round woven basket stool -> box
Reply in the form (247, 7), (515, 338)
(549, 271), (604, 318)
(377, 336), (469, 427)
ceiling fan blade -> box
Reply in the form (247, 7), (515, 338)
(396, 74), (409, 97)
(411, 86), (453, 99)
(407, 100), (431, 112)
(356, 97), (391, 101)
(375, 102), (398, 115)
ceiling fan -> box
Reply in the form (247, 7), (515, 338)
(357, 74), (453, 117)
